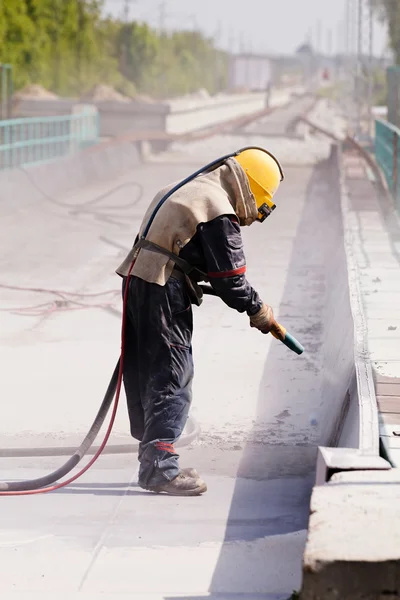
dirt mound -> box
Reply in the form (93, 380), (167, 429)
(14, 84), (59, 100)
(132, 93), (156, 104)
(81, 84), (131, 103)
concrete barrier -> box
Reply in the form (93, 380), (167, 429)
(13, 98), (169, 138)
(166, 92), (266, 134)
(13, 92), (279, 138)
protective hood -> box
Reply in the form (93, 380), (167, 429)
(116, 157), (258, 286)
(223, 157), (259, 226)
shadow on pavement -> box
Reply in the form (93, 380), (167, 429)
(53, 481), (155, 497)
(206, 152), (343, 596)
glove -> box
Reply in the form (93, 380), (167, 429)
(249, 303), (286, 341)
(249, 303), (274, 334)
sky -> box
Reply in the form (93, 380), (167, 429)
(103, 0), (389, 57)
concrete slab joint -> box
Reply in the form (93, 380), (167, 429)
(301, 470), (400, 600)
(315, 446), (391, 486)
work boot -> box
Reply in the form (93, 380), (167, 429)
(145, 472), (207, 496)
(180, 467), (199, 478)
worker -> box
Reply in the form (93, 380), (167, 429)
(116, 147), (285, 496)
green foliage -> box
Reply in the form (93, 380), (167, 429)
(317, 84), (339, 100)
(372, 0), (400, 63)
(0, 0), (36, 88)
(373, 66), (388, 105)
(0, 0), (228, 98)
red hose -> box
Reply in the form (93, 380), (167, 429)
(0, 263), (134, 496)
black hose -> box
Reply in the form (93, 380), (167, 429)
(0, 286), (216, 491)
(0, 360), (120, 492)
(200, 285), (217, 296)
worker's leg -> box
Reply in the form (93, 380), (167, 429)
(122, 278), (145, 441)
(133, 276), (194, 488)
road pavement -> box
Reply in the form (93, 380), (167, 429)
(0, 112), (335, 597)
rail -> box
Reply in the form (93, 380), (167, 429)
(0, 107), (99, 170)
(375, 118), (400, 212)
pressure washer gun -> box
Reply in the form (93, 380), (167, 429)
(270, 323), (304, 355)
(200, 285), (304, 355)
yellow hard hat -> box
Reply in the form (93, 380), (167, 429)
(235, 147), (284, 222)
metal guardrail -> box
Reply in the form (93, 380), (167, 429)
(0, 108), (99, 170)
(375, 118), (400, 212)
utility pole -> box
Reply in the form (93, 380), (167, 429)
(344, 0), (374, 140)
(214, 20), (222, 95)
(316, 19), (321, 54)
(76, 0), (84, 91)
(123, 0), (130, 23)
(228, 28), (237, 55)
(122, 0), (135, 80)
(316, 19), (322, 56)
(327, 28), (332, 57)
(345, 0), (358, 135)
(159, 1), (167, 98)
(356, 0), (363, 137)
(159, 1), (166, 36)
(367, 0), (374, 136)
(191, 14), (198, 33)
(227, 28), (235, 91)
(52, 0), (61, 92)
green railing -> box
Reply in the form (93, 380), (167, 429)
(0, 108), (99, 170)
(375, 118), (400, 212)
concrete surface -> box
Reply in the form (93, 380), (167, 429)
(238, 95), (315, 138)
(0, 99), (361, 597)
(302, 469), (400, 600)
(153, 98), (333, 169)
(304, 99), (348, 141)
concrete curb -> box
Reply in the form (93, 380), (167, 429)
(338, 144), (381, 456)
(314, 143), (391, 479)
(301, 142), (394, 600)
(314, 143), (388, 486)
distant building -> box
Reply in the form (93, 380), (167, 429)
(228, 54), (273, 92)
(296, 43), (314, 58)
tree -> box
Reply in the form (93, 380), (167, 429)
(116, 21), (159, 92)
(0, 1), (229, 98)
(372, 0), (400, 63)
(0, 0), (36, 88)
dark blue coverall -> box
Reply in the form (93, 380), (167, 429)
(122, 215), (262, 488)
